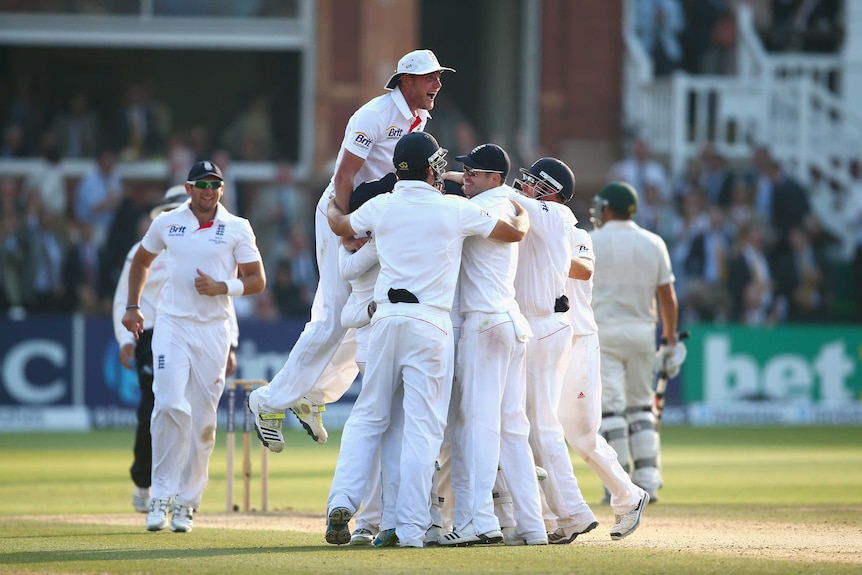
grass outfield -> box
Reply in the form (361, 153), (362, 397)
(0, 426), (860, 574)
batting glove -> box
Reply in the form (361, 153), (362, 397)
(653, 341), (687, 378)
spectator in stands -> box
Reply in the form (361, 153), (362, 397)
(211, 148), (240, 213)
(698, 142), (736, 208)
(607, 136), (672, 201)
(23, 133), (67, 220)
(271, 257), (311, 319)
(0, 178), (30, 315)
(221, 94), (275, 162)
(0, 124), (26, 158)
(766, 0), (843, 53)
(680, 0), (736, 74)
(63, 221), (110, 315)
(727, 221), (776, 324)
(743, 145), (775, 224)
(251, 290), (281, 322)
(635, 0), (686, 76)
(5, 77), (40, 156)
(637, 176), (679, 240)
(74, 147), (123, 247)
(678, 205), (732, 322)
(112, 82), (163, 160)
(246, 161), (310, 273)
(772, 226), (831, 322)
(50, 92), (99, 159)
(285, 223), (317, 309)
(23, 199), (68, 315)
(166, 131), (195, 186)
(765, 157), (811, 258)
(725, 179), (756, 237)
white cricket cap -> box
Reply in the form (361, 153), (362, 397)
(384, 49), (455, 90)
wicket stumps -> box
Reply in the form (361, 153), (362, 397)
(225, 379), (269, 513)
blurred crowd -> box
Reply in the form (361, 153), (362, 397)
(608, 137), (861, 325)
(636, 0), (843, 77)
(1, 0), (858, 325)
(0, 58), (323, 322)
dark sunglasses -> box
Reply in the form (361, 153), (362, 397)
(463, 166), (502, 176)
(188, 180), (224, 190)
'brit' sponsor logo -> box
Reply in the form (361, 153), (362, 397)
(168, 225), (186, 236)
(386, 125), (403, 139)
(354, 132), (372, 148)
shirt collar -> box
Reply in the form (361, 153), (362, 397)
(392, 86), (432, 122)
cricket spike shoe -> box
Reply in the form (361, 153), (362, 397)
(610, 491), (649, 540)
(290, 397), (328, 444)
(325, 507), (353, 545)
(247, 388), (285, 453)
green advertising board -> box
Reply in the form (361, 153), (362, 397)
(679, 325), (862, 425)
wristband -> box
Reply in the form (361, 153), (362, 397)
(125, 304), (141, 310)
(225, 278), (244, 297)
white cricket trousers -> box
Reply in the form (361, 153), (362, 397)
(255, 192), (358, 411)
(559, 332), (643, 514)
(523, 314), (595, 529)
(450, 311), (545, 538)
(150, 314), (229, 509)
(328, 303), (454, 548)
(350, 333), (383, 535)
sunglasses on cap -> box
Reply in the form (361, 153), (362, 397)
(187, 180), (224, 190)
(463, 166), (503, 176)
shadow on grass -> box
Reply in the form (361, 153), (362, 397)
(1, 543), (387, 565)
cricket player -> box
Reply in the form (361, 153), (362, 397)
(122, 160), (265, 533)
(590, 181), (685, 504)
(113, 185), (241, 515)
(508, 158), (599, 544)
(323, 132), (529, 548)
(559, 226), (650, 540)
(248, 50), (456, 452)
(441, 144), (546, 547)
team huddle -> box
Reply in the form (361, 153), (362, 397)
(119, 49), (686, 545)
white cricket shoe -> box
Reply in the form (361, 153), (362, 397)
(170, 503), (194, 533)
(610, 491), (649, 540)
(502, 526), (548, 546)
(133, 486), (150, 513)
(146, 497), (171, 531)
(247, 389), (285, 453)
(438, 522), (503, 547)
(423, 524), (446, 547)
(349, 527), (375, 546)
(548, 518), (599, 544)
(290, 397), (328, 444)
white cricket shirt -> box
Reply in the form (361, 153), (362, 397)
(141, 202), (261, 323)
(590, 219), (674, 327)
(565, 228), (599, 335)
(460, 185), (519, 314)
(349, 180), (496, 311)
(323, 86), (429, 198)
(510, 191), (578, 316)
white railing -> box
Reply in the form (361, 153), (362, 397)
(623, 2), (854, 185)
